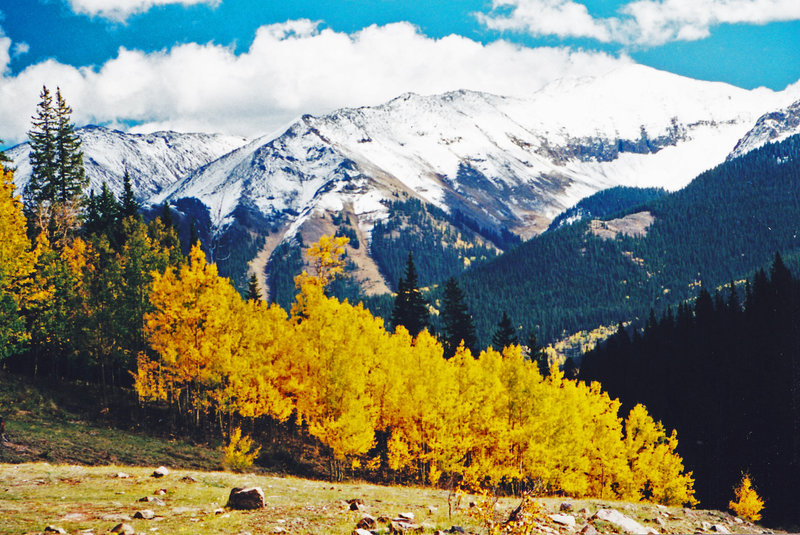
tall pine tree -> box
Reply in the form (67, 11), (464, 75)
(24, 86), (87, 246)
(492, 311), (518, 350)
(440, 277), (477, 358)
(390, 252), (429, 337)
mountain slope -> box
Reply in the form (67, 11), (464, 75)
(155, 64), (796, 295)
(728, 99), (800, 160)
(7, 125), (248, 201)
(457, 133), (800, 345)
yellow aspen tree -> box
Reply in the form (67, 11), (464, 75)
(729, 474), (764, 521)
(0, 166), (39, 357)
(625, 404), (696, 505)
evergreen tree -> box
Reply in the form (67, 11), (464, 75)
(526, 330), (548, 376)
(390, 252), (429, 337)
(24, 86), (87, 245)
(246, 273), (262, 301)
(440, 277), (477, 358)
(492, 311), (518, 350)
(119, 167), (140, 219)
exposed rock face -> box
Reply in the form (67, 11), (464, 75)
(226, 487), (266, 510)
(728, 100), (800, 160)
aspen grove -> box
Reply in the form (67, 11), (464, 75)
(134, 235), (696, 505)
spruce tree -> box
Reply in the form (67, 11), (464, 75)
(440, 277), (477, 358)
(119, 167), (140, 219)
(246, 273), (262, 301)
(24, 86), (87, 244)
(390, 252), (429, 337)
(527, 330), (548, 376)
(492, 311), (518, 350)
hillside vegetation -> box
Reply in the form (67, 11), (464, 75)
(458, 134), (800, 345)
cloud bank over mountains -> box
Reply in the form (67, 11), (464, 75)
(479, 0), (800, 46)
(0, 20), (628, 144)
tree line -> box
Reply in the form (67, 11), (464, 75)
(580, 253), (800, 525)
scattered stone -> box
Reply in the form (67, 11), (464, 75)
(100, 514), (132, 522)
(655, 517), (667, 528)
(226, 487), (266, 510)
(644, 528), (659, 535)
(579, 524), (600, 535)
(549, 513), (576, 528)
(592, 508), (648, 534)
(559, 502), (574, 512)
(390, 520), (423, 533)
(214, 508), (226, 515)
(155, 488), (167, 495)
(354, 530), (373, 535)
(357, 514), (377, 529)
(427, 505), (438, 514)
(448, 527), (466, 533)
(398, 512), (415, 521)
(702, 521), (713, 531)
(180, 475), (199, 483)
(114, 472), (130, 479)
(272, 528), (286, 534)
(734, 517), (744, 524)
(712, 524), (731, 534)
(60, 512), (87, 522)
(578, 507), (591, 515)
(43, 527), (67, 534)
(347, 498), (366, 511)
(110, 524), (135, 535)
(152, 466), (169, 478)
(138, 496), (166, 506)
(133, 509), (155, 520)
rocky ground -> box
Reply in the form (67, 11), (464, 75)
(0, 462), (777, 535)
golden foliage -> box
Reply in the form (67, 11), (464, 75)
(729, 474), (764, 521)
(222, 427), (262, 472)
(136, 234), (696, 503)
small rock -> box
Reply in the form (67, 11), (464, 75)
(427, 505), (438, 514)
(655, 517), (667, 528)
(180, 475), (199, 483)
(578, 507), (591, 515)
(60, 513), (87, 521)
(100, 514), (132, 522)
(138, 496), (166, 506)
(152, 466), (169, 478)
(448, 527), (466, 534)
(357, 514), (377, 529)
(133, 509), (156, 519)
(110, 524), (135, 535)
(347, 498), (366, 511)
(390, 520), (423, 533)
(593, 509), (648, 534)
(155, 488), (167, 495)
(43, 527), (67, 534)
(354, 530), (373, 535)
(114, 472), (130, 479)
(272, 528), (286, 534)
(227, 487), (266, 510)
(579, 525), (600, 535)
(398, 512), (415, 521)
(702, 521), (713, 530)
(734, 517), (744, 524)
(712, 524), (731, 534)
(560, 502), (574, 512)
(214, 508), (225, 515)
(549, 513), (576, 528)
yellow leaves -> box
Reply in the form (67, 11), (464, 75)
(222, 427), (262, 472)
(729, 474), (764, 521)
(136, 234), (695, 501)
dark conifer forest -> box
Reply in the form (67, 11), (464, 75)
(580, 254), (800, 525)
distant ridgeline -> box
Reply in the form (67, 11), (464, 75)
(458, 133), (800, 347)
(580, 253), (800, 526)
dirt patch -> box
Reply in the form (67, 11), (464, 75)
(589, 211), (655, 240)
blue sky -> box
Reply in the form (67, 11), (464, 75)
(0, 0), (798, 144)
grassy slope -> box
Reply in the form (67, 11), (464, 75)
(0, 373), (777, 535)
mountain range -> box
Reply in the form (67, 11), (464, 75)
(7, 64), (800, 336)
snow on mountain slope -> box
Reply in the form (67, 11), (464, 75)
(161, 64), (792, 245)
(7, 125), (248, 200)
(727, 99), (800, 160)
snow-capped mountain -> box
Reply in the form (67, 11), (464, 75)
(158, 64), (793, 242)
(727, 99), (800, 160)
(7, 125), (248, 200)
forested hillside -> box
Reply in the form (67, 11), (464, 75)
(458, 134), (800, 346)
(580, 255), (800, 525)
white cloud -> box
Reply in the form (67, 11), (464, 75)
(480, 0), (800, 46)
(67, 0), (220, 21)
(0, 20), (630, 144)
(12, 42), (29, 58)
